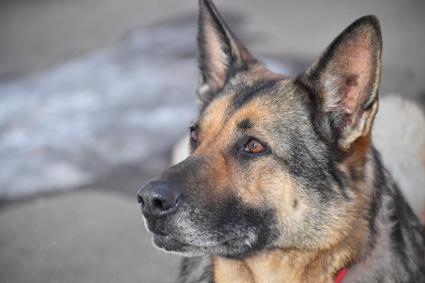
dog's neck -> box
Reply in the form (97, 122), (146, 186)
(212, 231), (367, 283)
(212, 196), (372, 283)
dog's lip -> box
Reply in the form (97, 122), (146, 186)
(152, 233), (186, 245)
(152, 233), (194, 252)
(151, 232), (245, 249)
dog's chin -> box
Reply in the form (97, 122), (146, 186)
(151, 232), (259, 259)
(152, 234), (206, 257)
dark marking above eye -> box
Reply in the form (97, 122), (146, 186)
(237, 119), (253, 130)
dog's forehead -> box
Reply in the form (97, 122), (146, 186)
(200, 95), (232, 135)
(201, 94), (265, 128)
(199, 75), (297, 136)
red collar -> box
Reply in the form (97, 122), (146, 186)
(334, 268), (348, 283)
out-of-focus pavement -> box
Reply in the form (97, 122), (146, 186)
(0, 0), (424, 282)
(0, 190), (179, 283)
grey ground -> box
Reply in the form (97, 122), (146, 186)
(0, 0), (424, 283)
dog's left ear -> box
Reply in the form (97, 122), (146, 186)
(301, 16), (382, 150)
(197, 0), (256, 110)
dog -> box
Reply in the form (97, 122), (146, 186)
(137, 0), (425, 282)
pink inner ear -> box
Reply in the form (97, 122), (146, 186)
(333, 32), (373, 114)
(204, 24), (229, 89)
(330, 31), (373, 114)
(340, 74), (359, 114)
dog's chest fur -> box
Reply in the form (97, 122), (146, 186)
(213, 251), (337, 283)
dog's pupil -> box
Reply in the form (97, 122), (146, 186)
(246, 139), (263, 153)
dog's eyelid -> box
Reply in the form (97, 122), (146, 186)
(189, 125), (200, 145)
(245, 135), (268, 146)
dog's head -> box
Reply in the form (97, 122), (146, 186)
(138, 0), (382, 258)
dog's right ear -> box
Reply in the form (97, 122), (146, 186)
(197, 0), (256, 110)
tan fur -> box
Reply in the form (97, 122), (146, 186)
(213, 199), (370, 283)
(213, 231), (367, 283)
(344, 135), (372, 175)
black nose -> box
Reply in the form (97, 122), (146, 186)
(137, 180), (181, 216)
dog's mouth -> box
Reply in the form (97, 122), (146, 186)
(152, 233), (194, 253)
(150, 231), (254, 257)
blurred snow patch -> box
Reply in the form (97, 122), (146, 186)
(0, 19), (200, 199)
(0, 17), (295, 200)
(373, 95), (425, 217)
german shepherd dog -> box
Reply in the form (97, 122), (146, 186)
(137, 0), (425, 282)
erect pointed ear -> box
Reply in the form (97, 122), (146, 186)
(301, 16), (382, 151)
(197, 0), (256, 110)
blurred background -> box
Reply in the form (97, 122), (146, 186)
(0, 0), (424, 282)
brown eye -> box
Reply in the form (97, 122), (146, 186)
(190, 127), (199, 142)
(244, 139), (265, 154)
